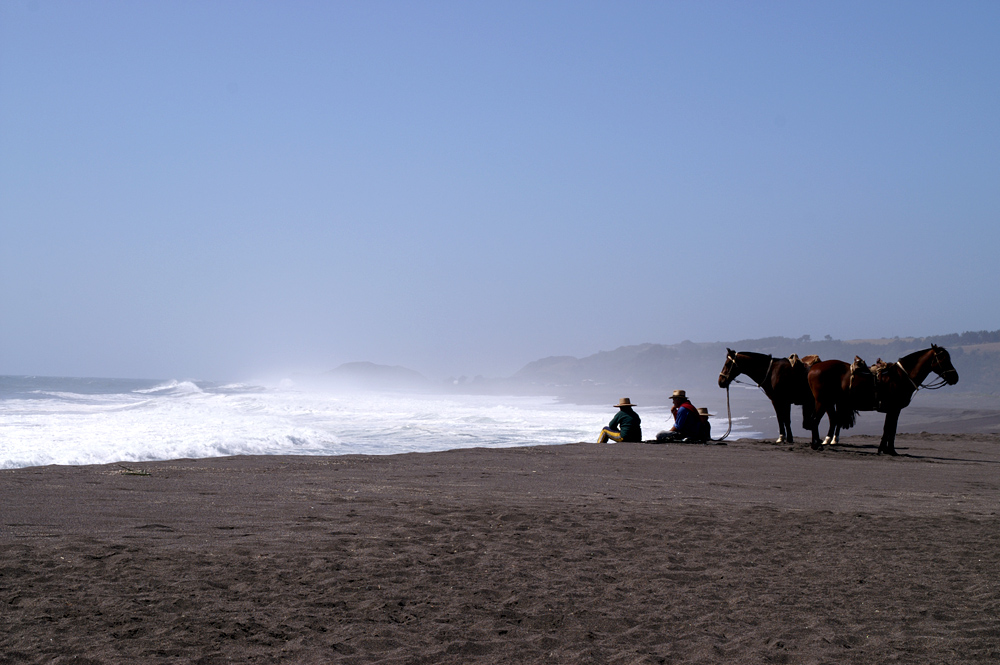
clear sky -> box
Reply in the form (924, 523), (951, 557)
(2, 1), (998, 381)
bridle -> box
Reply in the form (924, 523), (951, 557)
(720, 352), (773, 394)
(895, 347), (957, 391)
(923, 346), (958, 389)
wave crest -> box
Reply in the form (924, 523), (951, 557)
(134, 380), (204, 396)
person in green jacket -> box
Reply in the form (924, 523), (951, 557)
(597, 398), (643, 443)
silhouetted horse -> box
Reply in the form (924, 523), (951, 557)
(718, 349), (817, 444)
(806, 345), (959, 455)
(803, 358), (870, 449)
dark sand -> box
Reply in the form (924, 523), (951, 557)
(2, 434), (999, 664)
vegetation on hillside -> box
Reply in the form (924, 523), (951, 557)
(508, 330), (1000, 397)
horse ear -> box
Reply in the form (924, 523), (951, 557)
(932, 343), (938, 349)
(727, 348), (734, 355)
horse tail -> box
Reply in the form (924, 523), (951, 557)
(837, 405), (857, 430)
(801, 398), (815, 430)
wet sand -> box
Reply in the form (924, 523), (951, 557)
(2, 433), (999, 664)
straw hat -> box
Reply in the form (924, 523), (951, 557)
(697, 407), (713, 417)
(614, 397), (637, 408)
(671, 389), (687, 399)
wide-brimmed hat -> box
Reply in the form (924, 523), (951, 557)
(697, 407), (713, 417)
(671, 389), (687, 399)
(614, 397), (637, 408)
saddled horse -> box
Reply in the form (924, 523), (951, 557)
(804, 357), (873, 449)
(806, 345), (959, 455)
(718, 349), (818, 444)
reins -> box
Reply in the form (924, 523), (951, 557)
(713, 385), (733, 442)
(920, 377), (951, 390)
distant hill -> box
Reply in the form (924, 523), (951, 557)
(506, 330), (1000, 401)
(318, 330), (1000, 403)
(324, 362), (430, 391)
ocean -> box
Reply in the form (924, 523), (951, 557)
(0, 376), (760, 469)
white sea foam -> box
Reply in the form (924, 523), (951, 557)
(0, 378), (761, 469)
(134, 380), (204, 395)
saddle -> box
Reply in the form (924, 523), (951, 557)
(869, 358), (913, 412)
(788, 353), (820, 369)
(871, 358), (891, 375)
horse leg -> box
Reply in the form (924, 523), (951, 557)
(801, 400), (815, 431)
(808, 402), (824, 450)
(879, 410), (901, 456)
(800, 401), (814, 443)
(822, 415), (837, 446)
(812, 410), (832, 449)
(820, 403), (837, 446)
(774, 401), (792, 444)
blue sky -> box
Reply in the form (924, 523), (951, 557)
(2, 1), (998, 380)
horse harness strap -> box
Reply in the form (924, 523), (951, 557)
(732, 354), (773, 393)
(896, 361), (920, 391)
(758, 356), (775, 395)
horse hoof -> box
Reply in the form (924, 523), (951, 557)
(830, 437), (839, 446)
(821, 436), (832, 446)
(775, 435), (785, 444)
(811, 440), (822, 450)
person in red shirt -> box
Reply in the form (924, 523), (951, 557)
(654, 389), (702, 442)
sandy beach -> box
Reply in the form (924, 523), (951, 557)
(2, 434), (999, 664)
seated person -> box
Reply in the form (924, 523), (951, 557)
(597, 398), (642, 443)
(696, 407), (712, 442)
(655, 389), (703, 442)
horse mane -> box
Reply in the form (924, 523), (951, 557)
(898, 347), (932, 367)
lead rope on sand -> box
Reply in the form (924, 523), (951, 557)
(712, 386), (732, 442)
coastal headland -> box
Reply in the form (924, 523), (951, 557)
(2, 434), (999, 663)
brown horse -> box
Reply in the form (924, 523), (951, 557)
(806, 345), (959, 455)
(803, 357), (871, 449)
(718, 349), (817, 444)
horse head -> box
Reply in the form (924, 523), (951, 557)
(930, 344), (959, 385)
(719, 348), (740, 388)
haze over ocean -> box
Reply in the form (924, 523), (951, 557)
(0, 376), (760, 468)
(2, 2), (998, 383)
